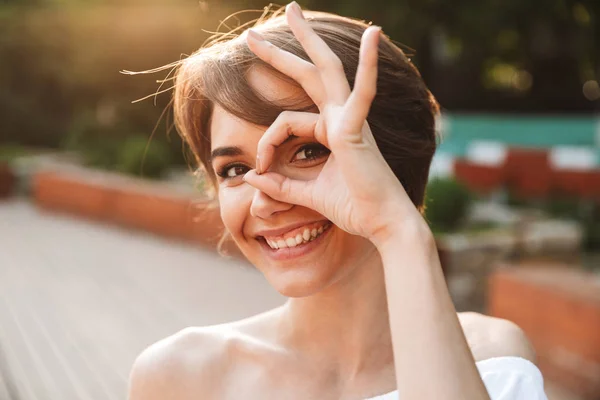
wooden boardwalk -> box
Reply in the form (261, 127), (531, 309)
(0, 198), (582, 400)
(0, 199), (285, 400)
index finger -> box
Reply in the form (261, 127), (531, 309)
(256, 111), (321, 174)
(285, 2), (352, 104)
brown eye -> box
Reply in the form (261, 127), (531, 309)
(292, 144), (330, 162)
(216, 163), (249, 179)
(226, 165), (247, 177)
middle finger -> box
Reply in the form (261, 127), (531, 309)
(246, 29), (327, 109)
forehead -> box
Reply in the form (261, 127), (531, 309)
(210, 66), (308, 151)
(209, 105), (262, 152)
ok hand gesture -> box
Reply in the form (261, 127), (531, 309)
(243, 2), (425, 247)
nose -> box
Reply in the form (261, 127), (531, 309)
(250, 188), (294, 219)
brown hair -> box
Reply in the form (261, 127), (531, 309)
(173, 7), (439, 211)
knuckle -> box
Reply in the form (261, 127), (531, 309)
(278, 112), (295, 132)
(279, 110), (294, 120)
(263, 43), (279, 62)
(308, 66), (321, 81)
(272, 111), (292, 130)
(279, 178), (292, 197)
(300, 63), (320, 80)
(327, 56), (345, 73)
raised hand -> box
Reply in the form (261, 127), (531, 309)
(243, 2), (425, 247)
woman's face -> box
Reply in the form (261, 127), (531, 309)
(210, 67), (376, 297)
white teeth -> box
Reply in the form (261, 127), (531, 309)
(303, 229), (311, 241)
(265, 223), (331, 250)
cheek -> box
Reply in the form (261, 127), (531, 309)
(218, 186), (252, 241)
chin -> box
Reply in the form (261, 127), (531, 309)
(237, 225), (342, 297)
(236, 225), (375, 298)
(265, 266), (338, 298)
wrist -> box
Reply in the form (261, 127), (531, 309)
(372, 214), (435, 255)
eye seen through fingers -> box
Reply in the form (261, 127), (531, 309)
(291, 143), (330, 163)
(215, 142), (330, 182)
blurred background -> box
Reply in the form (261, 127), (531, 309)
(0, 0), (598, 399)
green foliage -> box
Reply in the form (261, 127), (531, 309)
(62, 111), (173, 178)
(582, 218), (600, 251)
(572, 200), (600, 251)
(0, 4), (217, 150)
(544, 196), (584, 220)
(425, 177), (473, 233)
(543, 197), (600, 251)
(506, 191), (530, 208)
(116, 136), (172, 179)
(576, 202), (600, 252)
(0, 143), (27, 162)
(0, 0), (597, 159)
(62, 111), (121, 169)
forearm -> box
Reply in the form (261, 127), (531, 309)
(376, 219), (490, 400)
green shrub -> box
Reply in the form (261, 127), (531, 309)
(0, 143), (28, 162)
(425, 177), (473, 233)
(62, 112), (122, 169)
(62, 111), (184, 178)
(116, 136), (172, 179)
(583, 220), (600, 251)
(580, 203), (600, 251)
(544, 196), (584, 220)
(543, 197), (599, 251)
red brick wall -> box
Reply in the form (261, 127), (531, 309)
(504, 149), (553, 198)
(488, 265), (600, 399)
(453, 160), (505, 195)
(453, 148), (600, 200)
(32, 169), (242, 257)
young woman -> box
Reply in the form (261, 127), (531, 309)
(128, 3), (548, 399)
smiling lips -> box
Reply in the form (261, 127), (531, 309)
(260, 221), (332, 250)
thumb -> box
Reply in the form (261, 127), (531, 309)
(243, 170), (314, 209)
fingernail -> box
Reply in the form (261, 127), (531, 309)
(247, 29), (264, 42)
(256, 156), (262, 175)
(289, 2), (305, 20)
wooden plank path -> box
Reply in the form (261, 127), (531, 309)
(0, 198), (285, 400)
(0, 198), (582, 400)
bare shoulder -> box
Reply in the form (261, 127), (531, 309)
(127, 326), (231, 400)
(458, 312), (537, 364)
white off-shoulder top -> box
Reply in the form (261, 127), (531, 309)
(364, 357), (548, 400)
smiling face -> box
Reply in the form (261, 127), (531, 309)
(210, 67), (376, 297)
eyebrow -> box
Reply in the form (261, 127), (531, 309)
(210, 135), (299, 162)
(210, 146), (243, 161)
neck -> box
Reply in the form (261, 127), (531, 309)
(276, 245), (394, 379)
